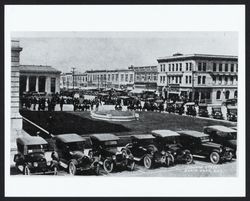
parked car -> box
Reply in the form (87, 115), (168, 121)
(166, 101), (175, 113)
(211, 106), (223, 119)
(90, 133), (135, 173)
(203, 125), (237, 157)
(174, 101), (184, 115)
(52, 133), (100, 175)
(177, 130), (233, 164)
(185, 102), (197, 116)
(198, 103), (209, 117)
(227, 105), (237, 122)
(14, 135), (58, 175)
(125, 134), (172, 168)
(151, 130), (193, 164)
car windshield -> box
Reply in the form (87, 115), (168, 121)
(67, 141), (84, 151)
(104, 140), (118, 147)
(219, 132), (237, 140)
(139, 139), (154, 145)
(200, 136), (211, 142)
(27, 145), (45, 153)
(163, 136), (180, 145)
(199, 106), (207, 109)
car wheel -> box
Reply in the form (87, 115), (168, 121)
(68, 162), (77, 175)
(210, 152), (220, 164)
(226, 151), (233, 161)
(185, 153), (193, 164)
(103, 159), (114, 173)
(143, 155), (153, 169)
(23, 165), (30, 175)
(53, 166), (58, 175)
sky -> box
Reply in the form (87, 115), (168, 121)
(14, 32), (238, 73)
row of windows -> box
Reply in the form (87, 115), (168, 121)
(88, 74), (134, 82)
(212, 63), (237, 72)
(197, 76), (206, 84)
(216, 90), (237, 100)
(160, 62), (193, 72)
(212, 75), (237, 84)
(136, 74), (157, 82)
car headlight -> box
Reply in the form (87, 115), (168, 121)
(219, 148), (223, 153)
(33, 162), (38, 167)
(161, 151), (166, 155)
(182, 151), (186, 155)
(173, 152), (177, 155)
(112, 155), (116, 160)
(47, 161), (51, 166)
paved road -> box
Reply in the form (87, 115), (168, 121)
(10, 158), (236, 177)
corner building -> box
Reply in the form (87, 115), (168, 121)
(157, 53), (238, 104)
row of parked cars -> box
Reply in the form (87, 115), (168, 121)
(14, 125), (237, 175)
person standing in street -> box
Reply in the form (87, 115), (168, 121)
(60, 96), (64, 111)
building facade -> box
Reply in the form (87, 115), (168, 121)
(19, 65), (61, 95)
(86, 69), (134, 89)
(128, 65), (158, 91)
(60, 72), (87, 89)
(157, 53), (238, 104)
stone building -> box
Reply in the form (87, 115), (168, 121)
(128, 65), (158, 91)
(19, 65), (61, 95)
(157, 53), (238, 104)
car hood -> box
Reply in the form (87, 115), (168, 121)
(28, 153), (46, 162)
(202, 142), (222, 149)
(166, 144), (181, 152)
(70, 151), (86, 159)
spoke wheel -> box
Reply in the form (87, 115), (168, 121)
(68, 162), (77, 175)
(185, 153), (193, 164)
(24, 165), (30, 175)
(103, 159), (114, 173)
(226, 151), (233, 161)
(143, 155), (153, 169)
(210, 152), (220, 164)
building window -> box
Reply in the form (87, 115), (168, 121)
(230, 76), (234, 84)
(219, 76), (222, 83)
(189, 63), (192, 71)
(172, 64), (174, 71)
(176, 63), (178, 71)
(163, 76), (166, 83)
(116, 74), (118, 81)
(163, 64), (165, 72)
(136, 75), (140, 81)
(125, 74), (128, 82)
(225, 63), (228, 71)
(216, 91), (221, 99)
(234, 90), (237, 98)
(186, 63), (188, 71)
(236, 64), (238, 72)
(231, 64), (234, 72)
(51, 78), (56, 93)
(180, 63), (182, 71)
(198, 63), (202, 71)
(108, 74), (110, 81)
(175, 76), (178, 83)
(185, 76), (188, 84)
(148, 75), (151, 81)
(130, 74), (133, 82)
(112, 74), (115, 81)
(225, 76), (228, 84)
(154, 75), (157, 81)
(179, 76), (182, 83)
(202, 76), (206, 84)
(169, 64), (171, 71)
(198, 76), (201, 84)
(219, 64), (222, 72)
(225, 91), (230, 99)
(206, 92), (211, 99)
(189, 76), (192, 84)
(213, 63), (217, 72)
(203, 62), (206, 71)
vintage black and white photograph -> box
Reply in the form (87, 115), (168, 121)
(10, 31), (238, 177)
(5, 5), (245, 197)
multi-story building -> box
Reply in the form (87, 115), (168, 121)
(60, 72), (87, 89)
(157, 53), (238, 104)
(128, 65), (158, 91)
(86, 69), (134, 89)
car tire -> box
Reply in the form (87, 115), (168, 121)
(226, 151), (233, 161)
(185, 153), (193, 164)
(143, 155), (153, 169)
(23, 165), (30, 175)
(210, 152), (221, 164)
(68, 162), (77, 175)
(103, 159), (114, 173)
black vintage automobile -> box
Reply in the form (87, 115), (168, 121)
(14, 135), (58, 175)
(151, 130), (193, 164)
(166, 101), (175, 113)
(174, 101), (184, 115)
(185, 102), (197, 116)
(203, 125), (237, 157)
(227, 105), (237, 122)
(178, 130), (233, 164)
(90, 134), (135, 173)
(52, 134), (100, 175)
(198, 103), (209, 117)
(211, 105), (223, 119)
(125, 134), (172, 169)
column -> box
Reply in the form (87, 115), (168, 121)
(35, 76), (39, 92)
(26, 76), (29, 92)
(199, 92), (201, 102)
(46, 76), (51, 93)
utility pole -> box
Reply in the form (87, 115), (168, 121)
(72, 67), (76, 90)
